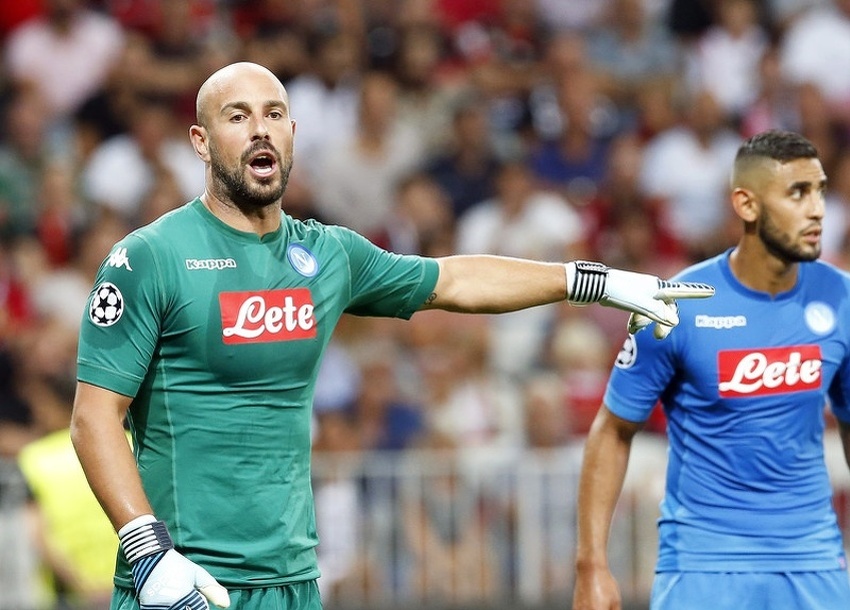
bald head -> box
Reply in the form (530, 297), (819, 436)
(195, 62), (288, 129)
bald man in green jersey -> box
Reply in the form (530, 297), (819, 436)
(71, 62), (713, 610)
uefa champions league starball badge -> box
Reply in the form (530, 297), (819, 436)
(89, 282), (124, 326)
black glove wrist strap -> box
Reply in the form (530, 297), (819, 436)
(120, 519), (174, 564)
(569, 261), (609, 304)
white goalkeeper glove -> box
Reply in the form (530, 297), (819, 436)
(565, 261), (715, 339)
(119, 515), (231, 610)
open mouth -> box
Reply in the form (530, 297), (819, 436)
(248, 151), (277, 177)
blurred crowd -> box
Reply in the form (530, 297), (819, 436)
(4, 0), (850, 607)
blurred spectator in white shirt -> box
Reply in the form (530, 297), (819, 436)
(313, 71), (426, 240)
(780, 0), (850, 126)
(4, 0), (125, 128)
(638, 89), (742, 261)
(684, 0), (769, 122)
(455, 159), (584, 377)
(287, 29), (362, 181)
(80, 98), (204, 224)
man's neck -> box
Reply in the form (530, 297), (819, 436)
(201, 192), (282, 237)
(728, 243), (800, 296)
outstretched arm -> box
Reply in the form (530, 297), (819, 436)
(573, 405), (643, 610)
(423, 256), (567, 314)
(423, 255), (714, 337)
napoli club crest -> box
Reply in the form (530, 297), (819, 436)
(287, 244), (319, 278)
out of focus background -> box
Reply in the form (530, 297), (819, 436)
(3, 1), (850, 609)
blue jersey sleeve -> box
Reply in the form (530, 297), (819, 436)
(604, 325), (680, 423)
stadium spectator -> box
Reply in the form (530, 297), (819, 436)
(739, 42), (803, 138)
(107, 1), (223, 125)
(80, 97), (204, 224)
(424, 94), (502, 219)
(638, 88), (742, 261)
(411, 308), (524, 463)
(683, 0), (770, 123)
(585, 0), (681, 121)
(18, 428), (119, 610)
(286, 28), (363, 180)
(400, 429), (501, 604)
(588, 133), (691, 283)
(455, 158), (585, 376)
(0, 89), (53, 238)
(822, 150), (850, 263)
(528, 66), (619, 207)
(374, 171), (455, 256)
(312, 70), (426, 239)
(3, 0), (125, 130)
(780, 0), (850, 128)
(391, 23), (467, 156)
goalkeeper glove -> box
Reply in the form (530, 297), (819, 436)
(565, 261), (715, 339)
(119, 515), (231, 610)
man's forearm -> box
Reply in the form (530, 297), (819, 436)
(426, 255), (566, 313)
(70, 384), (152, 531)
(575, 407), (636, 569)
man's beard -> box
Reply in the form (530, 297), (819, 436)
(758, 208), (820, 263)
(209, 142), (292, 210)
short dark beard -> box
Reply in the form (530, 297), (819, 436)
(209, 142), (292, 211)
(758, 207), (820, 263)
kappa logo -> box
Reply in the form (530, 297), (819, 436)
(106, 247), (132, 271)
(695, 315), (747, 329)
(186, 258), (237, 270)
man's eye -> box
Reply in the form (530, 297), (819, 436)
(269, 111), (283, 119)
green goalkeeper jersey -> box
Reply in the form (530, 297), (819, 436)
(76, 198), (439, 588)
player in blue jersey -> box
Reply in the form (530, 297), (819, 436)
(572, 129), (850, 610)
(69, 62), (712, 610)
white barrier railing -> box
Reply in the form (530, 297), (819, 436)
(313, 431), (850, 609)
(2, 431), (849, 610)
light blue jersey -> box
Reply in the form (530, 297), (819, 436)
(606, 249), (850, 573)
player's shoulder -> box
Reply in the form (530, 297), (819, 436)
(284, 214), (333, 239)
(802, 258), (850, 293)
(100, 202), (199, 274)
(285, 214), (373, 251)
(671, 251), (727, 283)
(124, 201), (197, 246)
(806, 258), (850, 280)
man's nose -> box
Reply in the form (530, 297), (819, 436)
(250, 117), (270, 140)
(809, 193), (825, 218)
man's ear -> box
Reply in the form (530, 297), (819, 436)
(189, 125), (210, 162)
(731, 187), (758, 223)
